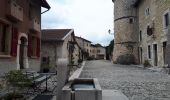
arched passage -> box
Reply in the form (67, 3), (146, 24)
(17, 33), (28, 70)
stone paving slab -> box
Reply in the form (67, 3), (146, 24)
(102, 90), (129, 100)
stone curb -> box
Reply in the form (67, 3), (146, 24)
(68, 61), (86, 81)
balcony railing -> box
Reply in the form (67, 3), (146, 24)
(31, 18), (40, 32)
(6, 0), (23, 22)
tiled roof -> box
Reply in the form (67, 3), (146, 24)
(42, 29), (72, 41)
(75, 36), (91, 43)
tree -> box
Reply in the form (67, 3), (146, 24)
(106, 39), (114, 60)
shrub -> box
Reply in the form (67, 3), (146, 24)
(78, 59), (83, 63)
(143, 60), (151, 68)
(87, 57), (94, 60)
(116, 54), (135, 65)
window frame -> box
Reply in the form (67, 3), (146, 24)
(145, 7), (150, 16)
(0, 22), (11, 56)
(148, 45), (151, 59)
(163, 9), (170, 29)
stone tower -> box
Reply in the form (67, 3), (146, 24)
(112, 0), (139, 64)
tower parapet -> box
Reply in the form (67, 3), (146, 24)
(112, 0), (139, 64)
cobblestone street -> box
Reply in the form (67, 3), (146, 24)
(80, 60), (170, 100)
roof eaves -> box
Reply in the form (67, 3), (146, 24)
(62, 29), (74, 40)
(41, 0), (51, 9)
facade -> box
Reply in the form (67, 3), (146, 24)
(75, 36), (91, 60)
(136, 0), (170, 67)
(41, 29), (81, 71)
(90, 44), (106, 60)
(0, 0), (50, 74)
(113, 0), (170, 67)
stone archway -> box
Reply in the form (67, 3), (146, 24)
(17, 33), (28, 70)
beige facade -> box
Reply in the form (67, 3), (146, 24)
(137, 0), (170, 67)
(41, 29), (81, 71)
(75, 36), (91, 59)
(89, 44), (106, 60)
(113, 0), (170, 67)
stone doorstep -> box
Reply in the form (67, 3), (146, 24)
(102, 90), (129, 100)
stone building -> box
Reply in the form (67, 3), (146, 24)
(112, 0), (139, 64)
(75, 36), (91, 60)
(0, 0), (50, 74)
(113, 0), (170, 67)
(90, 44), (106, 60)
(41, 29), (81, 71)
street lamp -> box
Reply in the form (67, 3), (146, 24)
(108, 29), (114, 35)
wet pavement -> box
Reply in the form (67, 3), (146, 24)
(80, 60), (170, 100)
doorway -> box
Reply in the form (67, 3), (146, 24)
(139, 47), (143, 64)
(163, 42), (167, 64)
(153, 44), (158, 66)
(19, 37), (27, 69)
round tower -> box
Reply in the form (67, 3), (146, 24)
(112, 0), (139, 64)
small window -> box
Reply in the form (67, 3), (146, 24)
(145, 8), (150, 16)
(139, 30), (142, 41)
(148, 45), (151, 59)
(0, 23), (10, 55)
(164, 13), (169, 28)
(32, 36), (37, 56)
(129, 18), (133, 24)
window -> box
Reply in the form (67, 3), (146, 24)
(148, 45), (151, 59)
(139, 30), (142, 41)
(145, 8), (150, 16)
(164, 13), (169, 28)
(0, 22), (10, 55)
(32, 36), (37, 56)
(28, 34), (40, 57)
(129, 18), (133, 24)
(163, 42), (167, 64)
(97, 50), (100, 53)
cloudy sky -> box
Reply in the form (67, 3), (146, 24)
(41, 0), (114, 46)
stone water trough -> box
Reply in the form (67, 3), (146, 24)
(61, 78), (102, 100)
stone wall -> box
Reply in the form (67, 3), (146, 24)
(113, 0), (139, 64)
(138, 0), (170, 67)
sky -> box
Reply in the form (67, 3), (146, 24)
(41, 0), (114, 46)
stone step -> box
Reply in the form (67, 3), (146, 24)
(102, 90), (129, 100)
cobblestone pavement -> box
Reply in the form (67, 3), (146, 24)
(79, 60), (170, 100)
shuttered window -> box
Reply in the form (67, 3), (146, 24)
(10, 27), (18, 56)
(27, 34), (40, 58)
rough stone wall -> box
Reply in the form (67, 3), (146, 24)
(138, 0), (170, 67)
(41, 42), (58, 69)
(113, 0), (139, 64)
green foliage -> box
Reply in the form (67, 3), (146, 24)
(109, 40), (114, 54)
(143, 60), (151, 68)
(78, 59), (83, 63)
(5, 70), (32, 88)
(107, 39), (114, 55)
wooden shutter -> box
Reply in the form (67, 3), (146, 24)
(36, 38), (40, 57)
(27, 34), (32, 57)
(10, 27), (18, 57)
